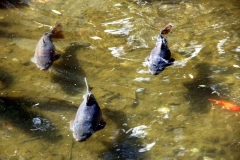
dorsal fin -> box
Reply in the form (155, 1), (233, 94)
(84, 77), (90, 93)
(84, 77), (91, 101)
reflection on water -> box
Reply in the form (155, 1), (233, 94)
(1, 0), (240, 159)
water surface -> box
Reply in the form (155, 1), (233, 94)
(0, 0), (240, 159)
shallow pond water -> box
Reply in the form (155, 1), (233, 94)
(0, 0), (240, 159)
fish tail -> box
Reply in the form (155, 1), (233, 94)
(160, 24), (173, 35)
(51, 23), (64, 38)
(208, 98), (218, 104)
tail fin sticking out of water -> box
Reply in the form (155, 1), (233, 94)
(160, 24), (173, 35)
(51, 23), (64, 38)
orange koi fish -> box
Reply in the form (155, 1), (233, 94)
(208, 98), (240, 111)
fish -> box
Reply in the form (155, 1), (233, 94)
(208, 98), (240, 111)
(70, 77), (106, 142)
(31, 23), (63, 70)
(145, 24), (174, 75)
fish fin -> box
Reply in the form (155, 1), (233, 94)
(51, 23), (64, 38)
(86, 94), (91, 103)
(84, 77), (93, 93)
(165, 58), (174, 66)
(169, 58), (175, 63)
(70, 120), (74, 131)
(84, 77), (95, 104)
(208, 98), (217, 103)
(89, 86), (93, 92)
(84, 77), (90, 93)
(160, 24), (173, 35)
(86, 94), (97, 106)
(54, 54), (61, 61)
(31, 57), (36, 63)
(95, 119), (106, 131)
(145, 56), (150, 62)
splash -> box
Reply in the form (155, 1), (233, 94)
(128, 125), (148, 138)
(108, 47), (135, 61)
(102, 17), (133, 35)
(32, 117), (54, 131)
(174, 45), (204, 67)
(138, 142), (156, 152)
(217, 38), (228, 54)
(235, 46), (240, 52)
(133, 77), (151, 82)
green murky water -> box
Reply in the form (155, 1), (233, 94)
(0, 0), (240, 159)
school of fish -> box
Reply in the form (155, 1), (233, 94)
(29, 21), (240, 143)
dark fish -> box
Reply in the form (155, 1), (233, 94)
(145, 24), (174, 75)
(31, 23), (63, 70)
(70, 77), (106, 142)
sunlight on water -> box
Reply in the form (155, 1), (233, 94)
(0, 0), (240, 159)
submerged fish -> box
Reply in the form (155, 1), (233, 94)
(70, 77), (106, 142)
(208, 98), (240, 111)
(31, 23), (63, 70)
(145, 24), (174, 75)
